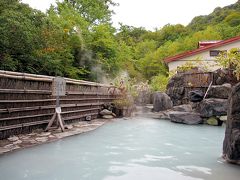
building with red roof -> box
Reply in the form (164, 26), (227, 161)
(164, 36), (240, 72)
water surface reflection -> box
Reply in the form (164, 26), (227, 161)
(0, 117), (240, 180)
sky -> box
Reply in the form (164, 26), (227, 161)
(21, 0), (238, 30)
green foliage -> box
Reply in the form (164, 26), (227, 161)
(64, 0), (117, 24)
(224, 12), (240, 26)
(0, 0), (240, 85)
(188, 1), (240, 31)
(150, 74), (169, 92)
(90, 23), (120, 75)
(216, 48), (240, 79)
(142, 24), (188, 47)
(176, 62), (199, 73)
(0, 0), (47, 73)
(113, 98), (133, 108)
(0, 0), (119, 80)
(174, 58), (209, 74)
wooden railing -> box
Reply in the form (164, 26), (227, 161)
(0, 70), (119, 139)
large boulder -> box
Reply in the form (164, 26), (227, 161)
(199, 98), (228, 118)
(223, 83), (240, 164)
(169, 111), (203, 125)
(207, 83), (232, 99)
(166, 73), (186, 106)
(153, 92), (173, 112)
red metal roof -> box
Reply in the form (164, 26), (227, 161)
(198, 40), (222, 48)
(164, 36), (240, 63)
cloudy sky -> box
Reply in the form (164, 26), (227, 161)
(21, 0), (237, 30)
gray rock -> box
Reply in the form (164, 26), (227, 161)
(13, 140), (22, 144)
(223, 82), (240, 164)
(166, 87), (185, 106)
(199, 98), (228, 118)
(65, 125), (73, 129)
(158, 111), (171, 120)
(169, 111), (203, 125)
(214, 69), (238, 85)
(102, 115), (114, 119)
(4, 144), (20, 150)
(172, 104), (192, 112)
(189, 90), (204, 102)
(153, 92), (173, 112)
(100, 109), (113, 115)
(7, 136), (19, 142)
(85, 115), (92, 121)
(219, 116), (227, 121)
(48, 135), (56, 138)
(38, 132), (51, 137)
(35, 137), (48, 143)
(189, 102), (201, 110)
(207, 83), (231, 99)
(100, 109), (116, 117)
(29, 140), (37, 144)
(20, 136), (31, 140)
(0, 147), (9, 154)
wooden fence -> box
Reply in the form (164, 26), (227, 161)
(182, 72), (214, 104)
(0, 70), (119, 139)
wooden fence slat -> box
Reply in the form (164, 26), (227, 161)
(0, 108), (100, 121)
(0, 103), (101, 113)
(0, 70), (119, 139)
(0, 113), (98, 131)
(0, 98), (116, 104)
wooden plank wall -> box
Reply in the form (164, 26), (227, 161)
(183, 72), (214, 104)
(0, 70), (119, 139)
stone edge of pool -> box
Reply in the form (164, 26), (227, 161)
(0, 119), (113, 155)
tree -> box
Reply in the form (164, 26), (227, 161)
(0, 0), (47, 73)
(46, 2), (92, 79)
(90, 23), (119, 75)
(224, 12), (240, 26)
(64, 0), (117, 24)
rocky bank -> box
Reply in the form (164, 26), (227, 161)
(223, 82), (240, 164)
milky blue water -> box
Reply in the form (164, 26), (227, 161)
(0, 117), (240, 180)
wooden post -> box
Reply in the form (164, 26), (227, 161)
(45, 77), (66, 132)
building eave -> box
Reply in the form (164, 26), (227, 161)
(164, 36), (240, 64)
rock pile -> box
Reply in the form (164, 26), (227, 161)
(162, 83), (230, 125)
(164, 68), (234, 125)
(197, 84), (230, 126)
(166, 68), (236, 106)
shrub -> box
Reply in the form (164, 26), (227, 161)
(216, 48), (240, 80)
(150, 74), (169, 92)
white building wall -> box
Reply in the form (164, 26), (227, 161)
(168, 40), (240, 72)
